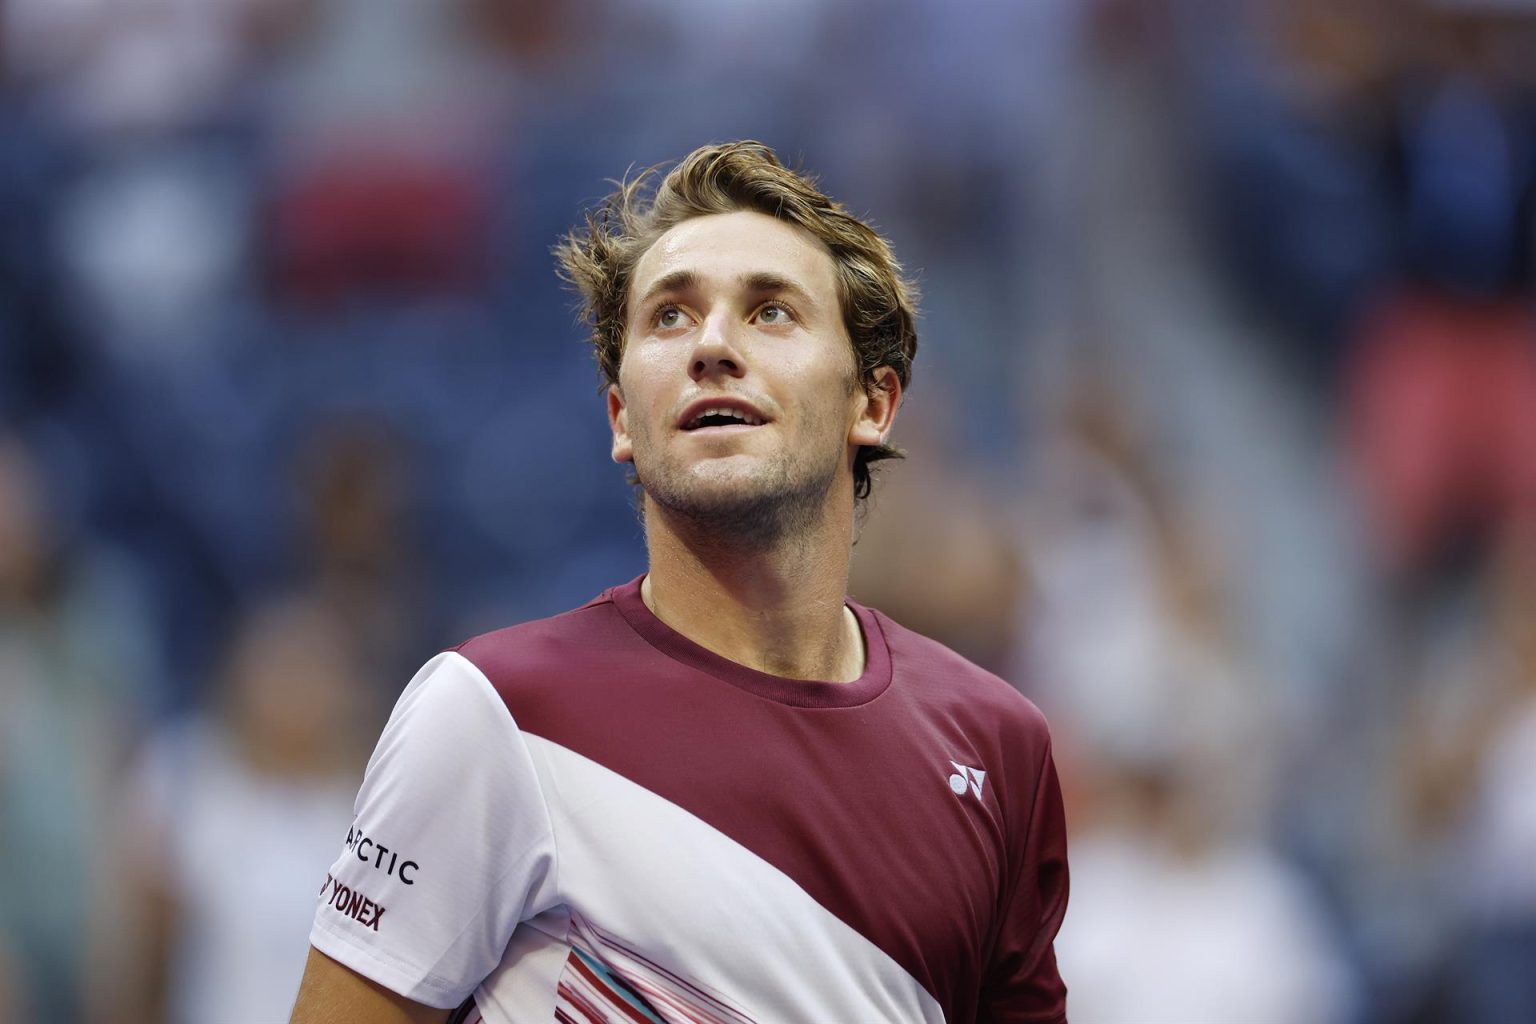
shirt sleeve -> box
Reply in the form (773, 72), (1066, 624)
(980, 735), (1071, 1024)
(308, 652), (559, 1009)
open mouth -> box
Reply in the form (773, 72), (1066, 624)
(681, 407), (766, 431)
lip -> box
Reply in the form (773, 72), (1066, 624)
(675, 395), (772, 432)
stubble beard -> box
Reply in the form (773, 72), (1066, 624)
(634, 441), (842, 551)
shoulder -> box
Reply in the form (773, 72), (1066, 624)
(868, 606), (1054, 749)
(453, 592), (615, 668)
(445, 588), (638, 708)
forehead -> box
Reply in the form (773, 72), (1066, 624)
(628, 210), (839, 310)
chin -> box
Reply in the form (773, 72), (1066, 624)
(639, 456), (838, 541)
(653, 462), (782, 512)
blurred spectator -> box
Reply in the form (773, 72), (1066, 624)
(91, 595), (370, 1024)
(291, 417), (433, 689)
(56, 142), (255, 353)
(1183, 0), (1400, 379)
(2, 0), (312, 133)
(0, 68), (76, 430)
(1186, 1), (1536, 384)
(1019, 375), (1271, 808)
(266, 150), (493, 307)
(0, 434), (155, 1021)
(1015, 377), (1355, 1021)
(1383, 530), (1536, 1021)
(1346, 293), (1536, 586)
(1450, 530), (1536, 1021)
(1334, 6), (1536, 602)
(1057, 761), (1355, 1024)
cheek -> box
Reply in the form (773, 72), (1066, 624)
(791, 351), (860, 419)
(622, 341), (676, 385)
(617, 362), (672, 440)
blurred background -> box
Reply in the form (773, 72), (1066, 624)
(2, 0), (1535, 1020)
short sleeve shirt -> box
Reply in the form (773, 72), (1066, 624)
(309, 577), (1069, 1023)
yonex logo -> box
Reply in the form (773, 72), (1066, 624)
(948, 761), (987, 800)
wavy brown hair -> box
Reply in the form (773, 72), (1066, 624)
(555, 140), (919, 500)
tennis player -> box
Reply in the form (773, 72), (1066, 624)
(290, 140), (1069, 1024)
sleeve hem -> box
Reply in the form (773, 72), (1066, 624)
(310, 923), (466, 1010)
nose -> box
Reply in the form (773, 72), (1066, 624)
(689, 313), (745, 382)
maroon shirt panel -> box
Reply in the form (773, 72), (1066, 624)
(454, 578), (1068, 1024)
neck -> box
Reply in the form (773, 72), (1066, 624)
(640, 491), (864, 682)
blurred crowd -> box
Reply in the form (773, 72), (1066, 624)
(1, 0), (1535, 1021)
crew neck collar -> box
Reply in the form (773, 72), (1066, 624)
(608, 575), (893, 709)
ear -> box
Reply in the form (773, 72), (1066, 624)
(848, 366), (901, 448)
(607, 384), (634, 464)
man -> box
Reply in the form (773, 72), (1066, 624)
(290, 141), (1069, 1024)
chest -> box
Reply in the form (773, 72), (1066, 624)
(519, 692), (1011, 1016)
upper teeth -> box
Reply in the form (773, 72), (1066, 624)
(690, 407), (762, 428)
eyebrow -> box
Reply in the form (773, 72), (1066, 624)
(739, 272), (805, 299)
(633, 269), (815, 309)
(634, 270), (700, 309)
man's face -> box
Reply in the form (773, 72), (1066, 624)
(608, 210), (891, 539)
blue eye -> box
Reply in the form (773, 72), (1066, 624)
(656, 306), (686, 329)
(757, 303), (793, 325)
